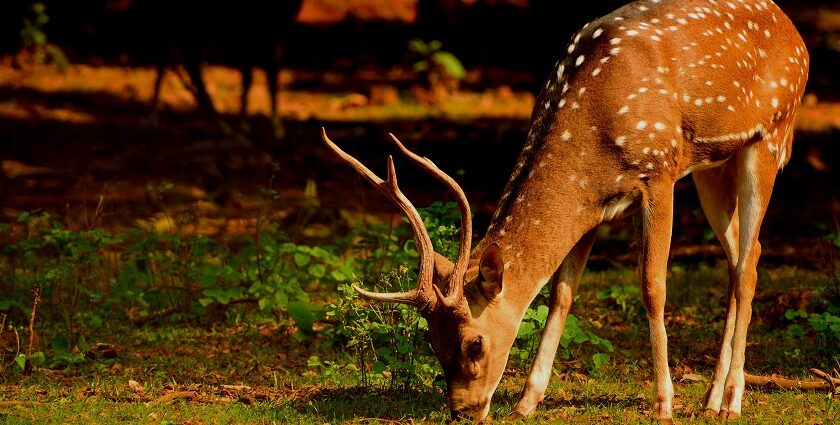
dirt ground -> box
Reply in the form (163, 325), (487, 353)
(0, 58), (838, 267)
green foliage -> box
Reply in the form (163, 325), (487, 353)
(780, 254), (840, 364)
(326, 277), (436, 389)
(784, 307), (840, 344)
(408, 39), (466, 96)
(0, 201), (616, 383)
(512, 308), (614, 371)
(597, 284), (644, 322)
(322, 202), (463, 389)
(0, 208), (356, 369)
(18, 2), (68, 70)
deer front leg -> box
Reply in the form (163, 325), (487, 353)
(511, 229), (597, 418)
(640, 186), (675, 420)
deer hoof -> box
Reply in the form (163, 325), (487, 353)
(719, 410), (741, 420)
(703, 408), (719, 418)
(508, 410), (528, 420)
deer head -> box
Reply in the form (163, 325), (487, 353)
(322, 128), (520, 419)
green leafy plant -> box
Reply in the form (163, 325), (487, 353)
(323, 202), (463, 388)
(408, 39), (466, 101)
(511, 305), (614, 372)
(597, 284), (644, 323)
(19, 2), (68, 70)
(326, 274), (436, 389)
(784, 308), (840, 344)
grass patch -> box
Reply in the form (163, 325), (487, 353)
(2, 263), (837, 424)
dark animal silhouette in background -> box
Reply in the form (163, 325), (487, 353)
(117, 0), (303, 136)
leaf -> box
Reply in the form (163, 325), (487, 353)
(31, 351), (45, 366)
(330, 270), (348, 281)
(307, 264), (326, 278)
(376, 347), (395, 362)
(681, 373), (705, 382)
(592, 353), (610, 369)
(431, 51), (466, 80)
(535, 305), (549, 324)
(202, 288), (241, 305)
(293, 253), (310, 267)
(14, 353), (26, 370)
(307, 356), (322, 368)
(288, 302), (315, 334)
(396, 341), (413, 355)
(408, 39), (428, 54)
(517, 321), (535, 338)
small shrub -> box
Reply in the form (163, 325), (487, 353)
(18, 2), (68, 70)
(408, 39), (466, 102)
(322, 202), (461, 388)
(597, 284), (644, 323)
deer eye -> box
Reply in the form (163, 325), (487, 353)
(467, 336), (483, 357)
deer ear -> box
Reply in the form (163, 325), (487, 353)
(478, 244), (504, 300)
(433, 252), (455, 286)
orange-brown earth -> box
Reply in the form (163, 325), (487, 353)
(1, 59), (837, 268)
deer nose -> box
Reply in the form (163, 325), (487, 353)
(450, 409), (463, 421)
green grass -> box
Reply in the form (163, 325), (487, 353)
(1, 264), (838, 424)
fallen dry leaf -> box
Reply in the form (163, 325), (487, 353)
(128, 380), (144, 393)
(681, 373), (706, 382)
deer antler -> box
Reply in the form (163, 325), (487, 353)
(388, 133), (472, 305)
(321, 128), (437, 311)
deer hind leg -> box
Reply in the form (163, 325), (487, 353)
(150, 60), (166, 127)
(714, 142), (780, 419)
(639, 184), (675, 420)
(266, 44), (284, 138)
(692, 161), (741, 415)
(239, 64), (253, 119)
(510, 228), (597, 418)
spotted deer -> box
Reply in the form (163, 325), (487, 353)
(322, 0), (808, 420)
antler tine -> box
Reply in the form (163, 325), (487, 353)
(321, 128), (437, 310)
(388, 133), (472, 301)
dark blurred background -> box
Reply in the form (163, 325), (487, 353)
(0, 0), (838, 265)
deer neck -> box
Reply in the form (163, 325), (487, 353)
(468, 121), (616, 314)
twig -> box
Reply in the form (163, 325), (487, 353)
(220, 384), (252, 391)
(745, 369), (840, 392)
(809, 368), (839, 392)
(0, 329), (21, 373)
(25, 284), (41, 374)
(144, 391), (197, 406)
